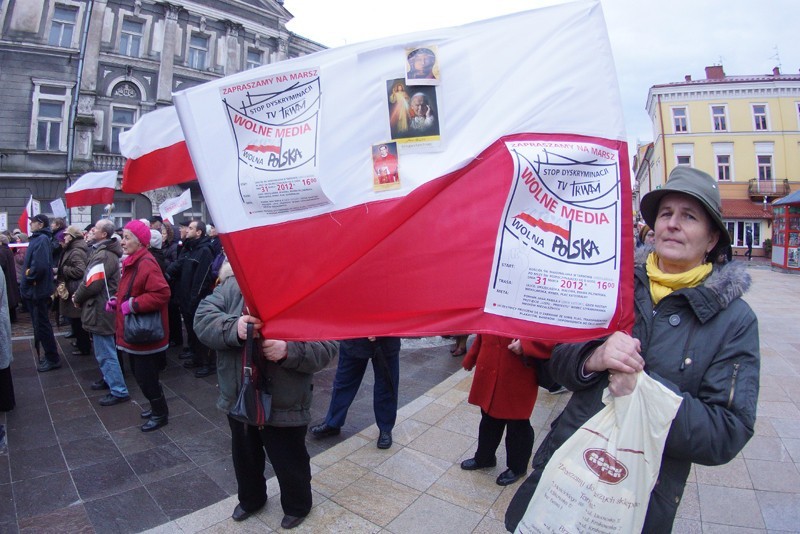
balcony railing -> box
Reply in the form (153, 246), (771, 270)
(92, 153), (126, 171)
(748, 178), (790, 199)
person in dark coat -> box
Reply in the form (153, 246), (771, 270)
(160, 221), (183, 348)
(0, 268), (15, 412)
(166, 220), (215, 377)
(112, 220), (171, 432)
(505, 167), (760, 533)
(57, 226), (90, 355)
(0, 235), (20, 323)
(20, 214), (61, 372)
(461, 335), (551, 486)
(195, 261), (337, 529)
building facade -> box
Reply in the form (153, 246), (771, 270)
(639, 65), (800, 257)
(0, 0), (324, 230)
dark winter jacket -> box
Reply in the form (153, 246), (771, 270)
(166, 235), (214, 314)
(115, 247), (170, 354)
(73, 238), (122, 336)
(194, 262), (337, 427)
(506, 257), (760, 533)
(0, 245), (20, 311)
(20, 227), (55, 300)
(57, 238), (88, 319)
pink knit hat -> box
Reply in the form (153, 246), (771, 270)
(124, 220), (151, 246)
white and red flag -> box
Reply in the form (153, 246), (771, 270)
(84, 263), (106, 285)
(174, 0), (634, 342)
(65, 171), (117, 208)
(17, 195), (35, 235)
(119, 106), (195, 193)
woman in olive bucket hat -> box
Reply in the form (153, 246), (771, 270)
(506, 167), (760, 532)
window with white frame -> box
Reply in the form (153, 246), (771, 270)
(246, 49), (262, 70)
(111, 199), (134, 229)
(713, 142), (734, 181)
(672, 107), (688, 133)
(30, 81), (72, 152)
(753, 104), (768, 131)
(119, 19), (144, 57)
(757, 155), (773, 181)
(716, 155), (731, 181)
(711, 105), (727, 131)
(49, 5), (78, 47)
(730, 221), (761, 249)
(673, 143), (693, 167)
(188, 34), (209, 69)
(110, 107), (136, 153)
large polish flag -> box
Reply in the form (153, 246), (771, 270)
(119, 106), (195, 193)
(174, 0), (635, 342)
(65, 171), (117, 208)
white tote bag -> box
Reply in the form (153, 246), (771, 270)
(516, 372), (682, 534)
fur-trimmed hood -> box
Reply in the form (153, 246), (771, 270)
(218, 260), (234, 283)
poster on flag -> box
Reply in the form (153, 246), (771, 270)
(173, 0), (634, 342)
(486, 138), (622, 329)
(158, 188), (192, 223)
(219, 67), (328, 217)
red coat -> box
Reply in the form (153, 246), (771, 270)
(462, 335), (552, 420)
(115, 247), (170, 354)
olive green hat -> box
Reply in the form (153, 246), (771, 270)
(639, 167), (730, 251)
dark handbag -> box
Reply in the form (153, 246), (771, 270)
(122, 261), (165, 345)
(228, 323), (272, 426)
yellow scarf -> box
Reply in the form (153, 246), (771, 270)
(646, 252), (712, 306)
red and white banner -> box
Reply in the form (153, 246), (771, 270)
(119, 106), (195, 193)
(65, 171), (117, 208)
(85, 263), (106, 285)
(174, 0), (634, 341)
(158, 188), (192, 224)
(17, 195), (35, 235)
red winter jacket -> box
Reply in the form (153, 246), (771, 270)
(115, 247), (170, 354)
(462, 334), (552, 420)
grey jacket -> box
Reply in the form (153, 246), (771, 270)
(73, 239), (122, 336)
(506, 257), (760, 533)
(194, 263), (337, 427)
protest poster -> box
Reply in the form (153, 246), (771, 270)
(172, 0), (633, 341)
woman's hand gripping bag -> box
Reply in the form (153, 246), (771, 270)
(516, 372), (682, 534)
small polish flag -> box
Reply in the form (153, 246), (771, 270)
(65, 171), (117, 208)
(119, 107), (196, 193)
(17, 195), (34, 235)
(85, 263), (106, 285)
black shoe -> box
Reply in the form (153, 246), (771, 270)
(309, 423), (340, 438)
(72, 349), (91, 356)
(280, 515), (305, 529)
(231, 502), (265, 522)
(70, 341), (78, 347)
(65, 332), (76, 339)
(90, 379), (110, 390)
(182, 360), (202, 369)
(141, 416), (168, 432)
(496, 468), (525, 486)
(99, 394), (131, 407)
(179, 349), (194, 360)
(377, 430), (392, 449)
(37, 360), (62, 373)
(194, 366), (216, 378)
(460, 457), (497, 471)
(140, 410), (152, 419)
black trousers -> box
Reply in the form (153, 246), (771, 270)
(168, 300), (182, 345)
(183, 311), (212, 367)
(26, 297), (60, 363)
(228, 416), (311, 517)
(126, 350), (164, 401)
(474, 410), (534, 474)
(70, 317), (92, 353)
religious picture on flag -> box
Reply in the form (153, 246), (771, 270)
(405, 46), (440, 86)
(372, 142), (401, 192)
(386, 79), (440, 151)
(485, 137), (622, 329)
(220, 67), (330, 217)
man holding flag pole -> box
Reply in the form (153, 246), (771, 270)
(73, 219), (130, 405)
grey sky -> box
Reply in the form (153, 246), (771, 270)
(284, 0), (800, 153)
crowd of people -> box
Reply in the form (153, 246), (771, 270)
(0, 165), (761, 531)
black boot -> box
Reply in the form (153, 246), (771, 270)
(141, 395), (168, 432)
